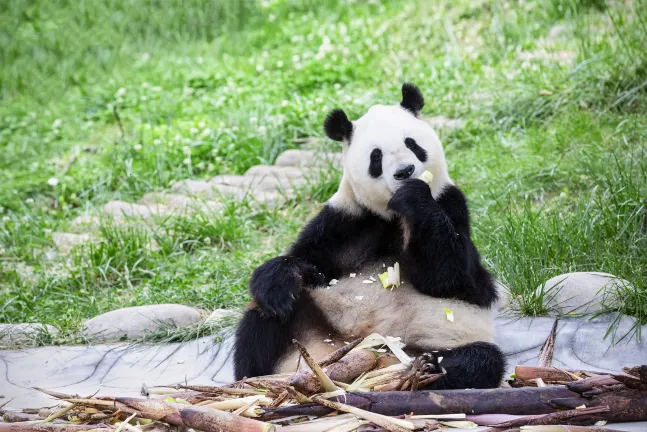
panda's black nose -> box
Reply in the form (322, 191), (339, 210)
(394, 164), (415, 180)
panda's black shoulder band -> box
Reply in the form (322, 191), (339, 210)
(400, 83), (425, 116)
(324, 109), (353, 143)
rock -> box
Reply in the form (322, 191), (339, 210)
(496, 312), (647, 376)
(0, 336), (234, 409)
(423, 116), (466, 130)
(170, 180), (217, 196)
(538, 272), (630, 315)
(83, 304), (203, 341)
(1, 262), (37, 282)
(139, 192), (223, 214)
(493, 280), (512, 312)
(205, 309), (240, 324)
(210, 174), (303, 193)
(547, 24), (568, 42)
(274, 149), (343, 168)
(0, 323), (57, 347)
(103, 200), (171, 219)
(51, 232), (94, 254)
(71, 214), (100, 229)
(244, 165), (307, 180)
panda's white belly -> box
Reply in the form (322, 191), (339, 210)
(275, 262), (495, 374)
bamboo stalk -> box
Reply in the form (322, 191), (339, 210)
(311, 396), (415, 432)
(317, 338), (362, 367)
(538, 319), (558, 368)
(292, 339), (338, 393)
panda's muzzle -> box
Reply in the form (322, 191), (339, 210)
(393, 164), (415, 180)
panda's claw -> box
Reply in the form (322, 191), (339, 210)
(415, 352), (442, 373)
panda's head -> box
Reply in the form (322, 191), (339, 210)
(324, 83), (452, 218)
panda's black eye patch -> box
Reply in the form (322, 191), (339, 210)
(405, 137), (427, 162)
(369, 148), (383, 178)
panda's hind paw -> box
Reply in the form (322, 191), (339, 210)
(415, 352), (444, 374)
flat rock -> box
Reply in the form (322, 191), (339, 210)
(0, 323), (57, 347)
(171, 178), (284, 206)
(70, 214), (101, 229)
(274, 149), (342, 168)
(83, 304), (202, 341)
(210, 174), (304, 193)
(2, 313), (647, 430)
(538, 272), (630, 314)
(103, 200), (171, 220)
(244, 165), (308, 180)
(0, 337), (233, 408)
(205, 309), (240, 324)
(139, 192), (223, 214)
(493, 280), (511, 312)
(51, 232), (94, 254)
(495, 312), (647, 375)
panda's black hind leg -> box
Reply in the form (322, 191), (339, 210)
(416, 342), (506, 390)
(233, 308), (292, 380)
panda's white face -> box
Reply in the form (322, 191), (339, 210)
(342, 104), (449, 216)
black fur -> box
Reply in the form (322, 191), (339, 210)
(368, 148), (383, 178)
(324, 109), (353, 142)
(400, 83), (425, 116)
(405, 137), (428, 162)
(414, 342), (507, 390)
(234, 181), (502, 388)
(388, 179), (497, 307)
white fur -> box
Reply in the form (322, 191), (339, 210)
(329, 104), (452, 218)
(276, 262), (495, 373)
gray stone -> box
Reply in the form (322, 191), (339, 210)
(51, 232), (94, 254)
(493, 280), (512, 312)
(244, 165), (307, 180)
(139, 192), (223, 215)
(103, 200), (171, 220)
(205, 309), (240, 324)
(274, 149), (342, 168)
(171, 178), (283, 206)
(496, 313), (647, 376)
(83, 304), (202, 341)
(70, 214), (100, 229)
(0, 323), (57, 347)
(210, 174), (303, 193)
(423, 116), (466, 130)
(170, 179), (216, 196)
(538, 272), (630, 315)
(547, 24), (568, 42)
(0, 337), (233, 409)
(2, 313), (647, 432)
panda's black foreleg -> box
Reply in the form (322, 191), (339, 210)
(249, 255), (326, 321)
(388, 179), (497, 307)
(415, 342), (506, 390)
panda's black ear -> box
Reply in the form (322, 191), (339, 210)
(324, 109), (353, 143)
(400, 83), (425, 116)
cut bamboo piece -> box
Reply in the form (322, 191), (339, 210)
(311, 396), (415, 432)
(292, 349), (376, 394)
(292, 339), (339, 393)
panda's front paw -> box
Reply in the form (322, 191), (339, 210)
(249, 256), (324, 321)
(249, 257), (303, 321)
(388, 179), (433, 217)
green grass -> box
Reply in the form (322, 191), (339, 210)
(1, 0), (646, 344)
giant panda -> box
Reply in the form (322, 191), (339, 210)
(233, 83), (505, 390)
